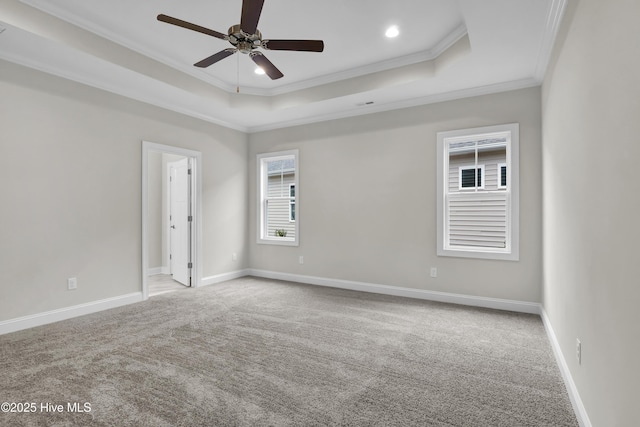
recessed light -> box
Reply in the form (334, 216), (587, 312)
(385, 25), (399, 38)
(254, 67), (265, 75)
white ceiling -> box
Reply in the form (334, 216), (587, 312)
(0, 0), (566, 132)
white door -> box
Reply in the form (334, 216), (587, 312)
(169, 158), (191, 286)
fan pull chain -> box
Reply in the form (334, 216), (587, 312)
(236, 52), (240, 93)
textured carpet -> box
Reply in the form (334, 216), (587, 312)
(0, 277), (578, 426)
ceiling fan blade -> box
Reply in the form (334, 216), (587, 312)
(194, 49), (236, 68)
(157, 14), (227, 40)
(240, 0), (265, 35)
(262, 39), (325, 52)
(250, 52), (283, 80)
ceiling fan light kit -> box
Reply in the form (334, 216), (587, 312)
(157, 0), (324, 81)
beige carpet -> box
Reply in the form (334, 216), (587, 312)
(0, 277), (578, 426)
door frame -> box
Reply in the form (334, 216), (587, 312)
(142, 141), (202, 300)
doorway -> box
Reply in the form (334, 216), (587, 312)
(142, 141), (202, 300)
(168, 157), (191, 286)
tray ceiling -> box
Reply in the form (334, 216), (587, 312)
(0, 0), (566, 132)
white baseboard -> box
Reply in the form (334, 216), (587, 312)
(0, 269), (540, 331)
(247, 269), (541, 314)
(200, 269), (251, 287)
(147, 267), (162, 276)
(0, 269), (248, 336)
(148, 266), (170, 276)
(0, 292), (143, 336)
(540, 309), (592, 427)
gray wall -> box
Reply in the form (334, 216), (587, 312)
(249, 87), (542, 302)
(541, 0), (640, 425)
(0, 60), (249, 321)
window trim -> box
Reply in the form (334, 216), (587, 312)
(436, 123), (519, 261)
(257, 150), (299, 246)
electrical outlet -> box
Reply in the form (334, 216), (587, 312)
(67, 277), (77, 290)
(299, 256), (304, 265)
(232, 252), (237, 262)
(430, 267), (437, 278)
(576, 339), (582, 365)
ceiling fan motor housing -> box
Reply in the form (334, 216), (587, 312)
(228, 24), (261, 53)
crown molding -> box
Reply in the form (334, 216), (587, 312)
(0, 21), (248, 132)
(1, 16), (538, 136)
(534, 0), (568, 82)
(247, 78), (540, 133)
(259, 24), (468, 97)
(7, 1), (564, 134)
(18, 0), (238, 92)
(19, 0), (467, 97)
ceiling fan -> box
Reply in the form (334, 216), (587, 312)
(157, 0), (324, 80)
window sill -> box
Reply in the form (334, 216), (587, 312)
(258, 238), (299, 247)
(438, 246), (519, 261)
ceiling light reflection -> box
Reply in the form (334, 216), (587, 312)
(385, 25), (399, 38)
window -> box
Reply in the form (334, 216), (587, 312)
(459, 165), (485, 190)
(436, 124), (519, 261)
(498, 163), (507, 189)
(257, 150), (299, 245)
(289, 184), (296, 222)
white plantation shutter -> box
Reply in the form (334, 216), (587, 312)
(446, 192), (509, 249)
(265, 169), (295, 238)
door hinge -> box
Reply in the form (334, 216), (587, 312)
(188, 262), (193, 269)
(169, 254), (172, 260)
(188, 169), (192, 175)
(188, 215), (193, 222)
